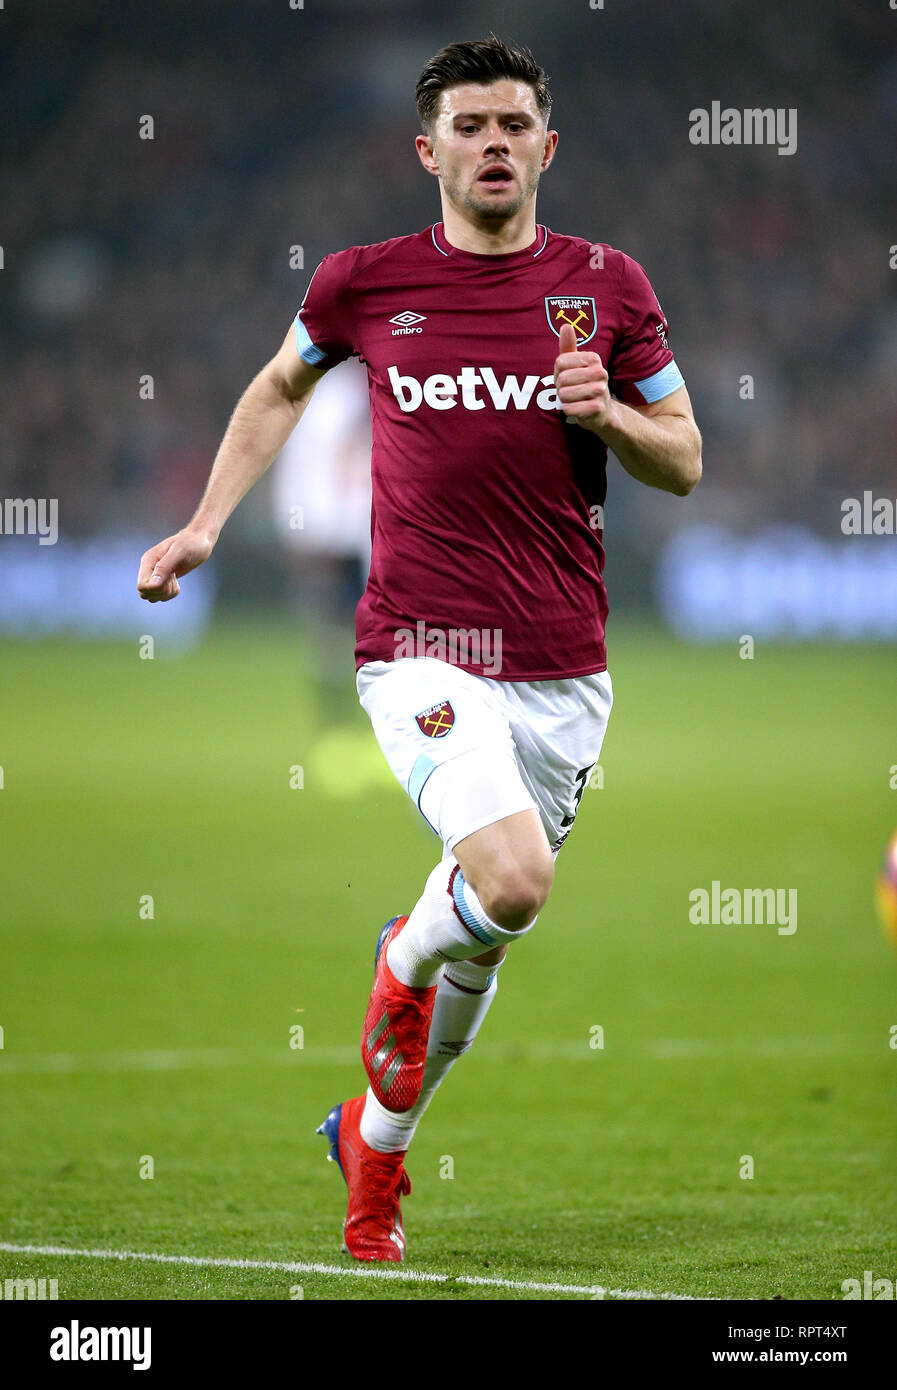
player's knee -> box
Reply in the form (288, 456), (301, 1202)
(480, 858), (554, 932)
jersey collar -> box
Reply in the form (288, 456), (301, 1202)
(430, 221), (549, 263)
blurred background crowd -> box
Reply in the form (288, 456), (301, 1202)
(1, 0), (894, 631)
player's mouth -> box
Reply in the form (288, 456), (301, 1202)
(476, 164), (514, 191)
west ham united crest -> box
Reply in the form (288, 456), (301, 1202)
(415, 700), (455, 738)
(545, 295), (597, 347)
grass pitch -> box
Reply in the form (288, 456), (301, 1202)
(1, 622), (896, 1300)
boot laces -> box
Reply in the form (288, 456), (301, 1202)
(359, 1152), (411, 1234)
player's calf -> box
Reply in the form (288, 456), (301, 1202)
(362, 915), (437, 1112)
(362, 842), (549, 1113)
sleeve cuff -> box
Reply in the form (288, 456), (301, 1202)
(634, 360), (685, 403)
(293, 314), (328, 367)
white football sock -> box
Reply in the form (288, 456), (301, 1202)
(387, 857), (537, 989)
(360, 956), (502, 1153)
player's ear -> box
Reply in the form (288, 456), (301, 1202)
(540, 128), (559, 172)
(415, 132), (440, 176)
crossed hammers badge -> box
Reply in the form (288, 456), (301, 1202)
(544, 296), (598, 348)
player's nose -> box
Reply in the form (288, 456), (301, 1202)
(481, 127), (510, 155)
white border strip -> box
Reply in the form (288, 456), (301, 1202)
(0, 1241), (710, 1300)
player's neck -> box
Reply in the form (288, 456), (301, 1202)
(440, 204), (539, 256)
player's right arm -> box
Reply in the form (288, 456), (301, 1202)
(136, 331), (325, 602)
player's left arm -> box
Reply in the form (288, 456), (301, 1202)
(592, 382), (702, 497)
(554, 322), (702, 497)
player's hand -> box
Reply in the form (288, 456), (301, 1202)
(137, 527), (215, 602)
(553, 322), (616, 432)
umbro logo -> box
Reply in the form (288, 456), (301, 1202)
(389, 310), (427, 336)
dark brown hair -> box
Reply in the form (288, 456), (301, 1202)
(415, 35), (552, 132)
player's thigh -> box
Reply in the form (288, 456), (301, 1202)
(501, 670), (614, 854)
(356, 657), (538, 850)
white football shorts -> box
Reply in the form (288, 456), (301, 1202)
(356, 657), (613, 855)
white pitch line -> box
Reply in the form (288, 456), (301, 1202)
(0, 1046), (353, 1074)
(0, 1241), (709, 1300)
(645, 1035), (864, 1060)
(0, 1035), (870, 1076)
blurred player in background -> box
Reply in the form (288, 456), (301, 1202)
(272, 358), (372, 684)
(137, 35), (701, 1263)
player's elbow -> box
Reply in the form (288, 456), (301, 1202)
(673, 460), (702, 496)
(672, 436), (702, 496)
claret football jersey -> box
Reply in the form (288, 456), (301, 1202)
(293, 222), (685, 680)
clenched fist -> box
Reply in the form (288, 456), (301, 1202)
(137, 527), (215, 602)
(553, 321), (616, 431)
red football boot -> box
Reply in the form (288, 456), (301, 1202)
(316, 1094), (411, 1262)
(360, 915), (438, 1112)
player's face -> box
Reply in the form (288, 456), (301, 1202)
(423, 80), (556, 223)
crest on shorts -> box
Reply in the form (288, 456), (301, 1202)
(545, 295), (597, 347)
(415, 700), (455, 738)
